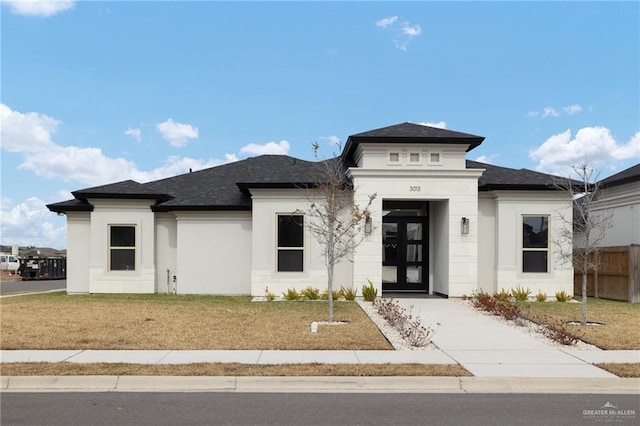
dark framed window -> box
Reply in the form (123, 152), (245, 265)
(110, 225), (136, 271)
(522, 216), (548, 273)
(277, 215), (303, 272)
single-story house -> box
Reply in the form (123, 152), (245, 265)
(48, 123), (575, 297)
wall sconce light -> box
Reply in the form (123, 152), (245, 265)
(461, 217), (470, 235)
(364, 216), (372, 234)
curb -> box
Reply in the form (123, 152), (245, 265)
(2, 376), (639, 394)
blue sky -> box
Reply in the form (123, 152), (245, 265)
(1, 0), (639, 249)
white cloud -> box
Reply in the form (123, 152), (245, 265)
(375, 15), (422, 51)
(320, 135), (341, 146)
(529, 127), (640, 175)
(527, 104), (583, 119)
(125, 127), (141, 142)
(541, 107), (559, 118)
(375, 16), (398, 28)
(239, 140), (290, 156)
(0, 196), (66, 248)
(156, 118), (199, 147)
(1, 0), (74, 17)
(419, 121), (447, 129)
(474, 154), (498, 165)
(402, 23), (422, 37)
(563, 104), (583, 115)
(0, 103), (233, 186)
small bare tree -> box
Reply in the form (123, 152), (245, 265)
(556, 162), (612, 325)
(299, 143), (376, 322)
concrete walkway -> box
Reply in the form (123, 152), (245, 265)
(395, 298), (638, 378)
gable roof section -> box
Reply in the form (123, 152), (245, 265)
(598, 163), (640, 188)
(342, 122), (485, 162)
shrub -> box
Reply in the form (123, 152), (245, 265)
(493, 288), (512, 302)
(282, 288), (301, 301)
(402, 320), (440, 347)
(374, 298), (410, 329)
(539, 318), (580, 345)
(341, 286), (357, 301)
(264, 287), (276, 302)
(320, 288), (342, 301)
(555, 290), (572, 302)
(472, 291), (497, 312)
(301, 286), (321, 300)
(536, 291), (547, 302)
(471, 291), (526, 322)
(362, 279), (378, 302)
(511, 286), (531, 302)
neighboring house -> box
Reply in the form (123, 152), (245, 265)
(48, 123), (574, 297)
(593, 163), (640, 247)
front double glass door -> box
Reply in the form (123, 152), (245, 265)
(382, 216), (428, 292)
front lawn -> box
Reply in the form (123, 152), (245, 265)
(0, 292), (392, 350)
(524, 298), (640, 350)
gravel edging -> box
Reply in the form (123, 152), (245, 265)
(356, 299), (438, 351)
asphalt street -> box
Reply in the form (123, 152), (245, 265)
(0, 279), (65, 295)
(2, 393), (638, 426)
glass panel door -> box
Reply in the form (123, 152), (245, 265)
(382, 216), (428, 292)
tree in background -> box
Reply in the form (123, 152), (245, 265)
(556, 162), (612, 325)
(300, 143), (376, 322)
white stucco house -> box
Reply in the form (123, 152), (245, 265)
(48, 123), (575, 297)
(592, 163), (640, 247)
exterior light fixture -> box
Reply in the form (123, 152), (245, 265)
(461, 217), (470, 235)
(364, 216), (372, 234)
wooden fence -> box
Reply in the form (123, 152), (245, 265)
(574, 245), (640, 303)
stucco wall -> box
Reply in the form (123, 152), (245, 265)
(175, 211), (252, 295)
(591, 181), (640, 246)
(249, 189), (352, 297)
(350, 168), (482, 297)
(86, 199), (157, 293)
(493, 191), (574, 296)
(477, 194), (496, 293)
(66, 212), (91, 293)
(155, 213), (177, 293)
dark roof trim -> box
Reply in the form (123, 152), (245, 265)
(236, 182), (318, 194)
(46, 200), (94, 213)
(151, 204), (252, 212)
(478, 184), (565, 192)
(599, 163), (640, 188)
(75, 192), (173, 201)
(342, 123), (485, 162)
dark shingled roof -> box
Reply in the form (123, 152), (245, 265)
(47, 125), (572, 214)
(342, 122), (485, 161)
(466, 160), (567, 191)
(599, 163), (640, 188)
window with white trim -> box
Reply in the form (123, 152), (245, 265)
(428, 152), (441, 164)
(522, 216), (548, 273)
(277, 215), (304, 272)
(409, 152), (421, 164)
(109, 225), (136, 271)
(388, 152), (401, 164)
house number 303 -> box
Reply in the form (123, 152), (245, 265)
(409, 186), (421, 192)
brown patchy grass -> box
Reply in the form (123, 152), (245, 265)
(595, 363), (640, 378)
(0, 293), (392, 350)
(523, 298), (640, 350)
(0, 362), (470, 377)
